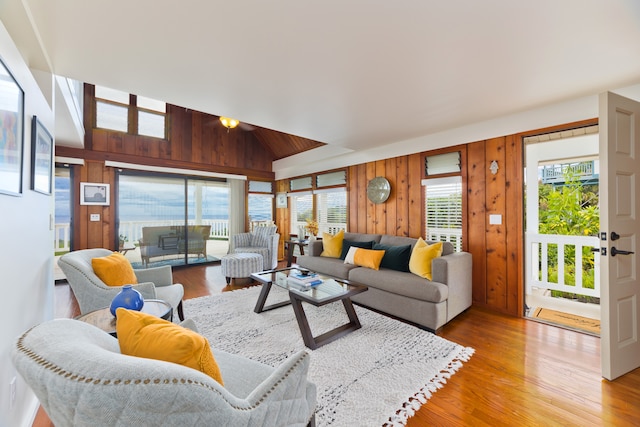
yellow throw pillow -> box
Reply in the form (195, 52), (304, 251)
(92, 252), (138, 287)
(344, 247), (386, 270)
(116, 308), (224, 385)
(409, 238), (443, 280)
(320, 229), (345, 258)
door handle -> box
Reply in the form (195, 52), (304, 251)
(611, 247), (635, 257)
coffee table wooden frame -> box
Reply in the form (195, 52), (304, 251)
(252, 268), (368, 349)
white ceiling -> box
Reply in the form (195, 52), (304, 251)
(4, 0), (640, 177)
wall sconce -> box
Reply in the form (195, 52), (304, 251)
(489, 160), (499, 175)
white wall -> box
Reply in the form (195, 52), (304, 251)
(0, 20), (55, 427)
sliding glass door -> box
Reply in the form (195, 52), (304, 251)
(117, 172), (229, 268)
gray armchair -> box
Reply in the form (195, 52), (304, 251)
(12, 319), (317, 427)
(233, 225), (280, 270)
(58, 249), (185, 321)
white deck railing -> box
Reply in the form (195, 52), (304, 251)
(525, 233), (600, 298)
(55, 219), (230, 253)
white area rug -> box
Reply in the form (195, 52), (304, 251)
(184, 286), (474, 426)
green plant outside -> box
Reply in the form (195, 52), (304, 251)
(537, 164), (599, 300)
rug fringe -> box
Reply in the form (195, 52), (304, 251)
(383, 346), (475, 426)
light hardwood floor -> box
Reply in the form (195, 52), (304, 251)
(36, 262), (640, 427)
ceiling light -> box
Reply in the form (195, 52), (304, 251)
(219, 117), (239, 132)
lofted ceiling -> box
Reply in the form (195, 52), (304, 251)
(2, 0), (640, 177)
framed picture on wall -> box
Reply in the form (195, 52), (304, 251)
(276, 192), (287, 208)
(30, 116), (53, 195)
(0, 56), (25, 197)
(80, 182), (110, 206)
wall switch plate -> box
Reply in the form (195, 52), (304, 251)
(489, 214), (502, 225)
(90, 214), (100, 222)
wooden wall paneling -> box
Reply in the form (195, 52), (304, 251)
(407, 153), (422, 238)
(395, 156), (409, 237)
(356, 164), (368, 232)
(385, 158), (398, 236)
(201, 120), (213, 165)
(91, 130), (107, 152)
(459, 146), (469, 252)
(374, 160), (387, 235)
(505, 134), (524, 316)
(191, 112), (203, 164)
(181, 111), (193, 163)
(467, 141), (487, 305)
(168, 105), (185, 162)
(103, 130), (119, 153)
(85, 161), (105, 249)
(484, 137), (508, 311)
(365, 162), (377, 234)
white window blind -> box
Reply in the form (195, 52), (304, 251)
(316, 188), (347, 234)
(290, 193), (313, 234)
(316, 170), (346, 188)
(290, 176), (312, 191)
(248, 180), (273, 193)
(423, 176), (463, 251)
(425, 152), (461, 175)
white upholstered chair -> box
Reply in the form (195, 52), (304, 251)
(232, 225), (280, 270)
(58, 248), (185, 321)
(12, 318), (317, 427)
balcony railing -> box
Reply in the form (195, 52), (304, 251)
(55, 219), (230, 253)
(427, 228), (462, 252)
(525, 233), (600, 298)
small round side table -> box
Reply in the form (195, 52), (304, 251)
(76, 299), (172, 337)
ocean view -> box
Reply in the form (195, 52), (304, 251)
(54, 176), (272, 224)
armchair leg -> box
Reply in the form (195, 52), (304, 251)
(307, 413), (316, 427)
(177, 300), (185, 321)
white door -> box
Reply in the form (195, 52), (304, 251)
(599, 91), (640, 381)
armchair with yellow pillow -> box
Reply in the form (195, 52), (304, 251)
(296, 232), (472, 332)
(58, 248), (185, 321)
(12, 314), (317, 426)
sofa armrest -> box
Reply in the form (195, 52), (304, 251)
(134, 265), (174, 287)
(307, 240), (324, 256)
(432, 251), (473, 321)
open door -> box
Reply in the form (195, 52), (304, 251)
(599, 91), (640, 380)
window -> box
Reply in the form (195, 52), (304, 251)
(94, 85), (166, 138)
(288, 170), (347, 235)
(315, 188), (347, 235)
(117, 172), (229, 267)
(95, 86), (129, 132)
(137, 95), (166, 138)
(248, 180), (273, 228)
(423, 176), (463, 252)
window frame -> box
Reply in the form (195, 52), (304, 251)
(93, 85), (167, 140)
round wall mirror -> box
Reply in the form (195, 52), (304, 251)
(366, 176), (391, 204)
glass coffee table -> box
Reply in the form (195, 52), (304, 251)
(251, 267), (368, 350)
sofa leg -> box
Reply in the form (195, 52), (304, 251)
(177, 300), (185, 321)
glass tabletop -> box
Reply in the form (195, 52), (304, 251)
(252, 267), (367, 304)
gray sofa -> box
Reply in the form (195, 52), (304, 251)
(296, 232), (472, 332)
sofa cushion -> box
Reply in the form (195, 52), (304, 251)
(296, 255), (357, 280)
(344, 247), (386, 270)
(116, 308), (224, 384)
(340, 239), (376, 259)
(372, 243), (412, 272)
(320, 229), (344, 258)
(91, 252), (138, 287)
(348, 267), (448, 303)
(379, 235), (454, 256)
(409, 238), (443, 280)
